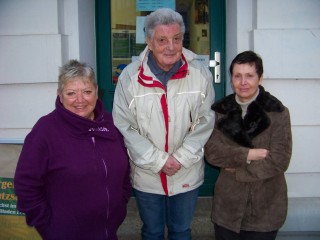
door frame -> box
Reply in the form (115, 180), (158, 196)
(95, 0), (226, 196)
(95, 0), (113, 110)
(209, 0), (226, 101)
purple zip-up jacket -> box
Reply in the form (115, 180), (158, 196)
(14, 96), (131, 240)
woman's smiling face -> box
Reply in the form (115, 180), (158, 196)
(59, 77), (98, 120)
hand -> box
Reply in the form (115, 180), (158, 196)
(224, 168), (236, 173)
(247, 148), (269, 161)
(161, 155), (181, 176)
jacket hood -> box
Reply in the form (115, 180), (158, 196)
(212, 85), (285, 148)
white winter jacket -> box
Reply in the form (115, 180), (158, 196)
(113, 46), (215, 196)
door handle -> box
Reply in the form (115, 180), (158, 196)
(209, 52), (220, 83)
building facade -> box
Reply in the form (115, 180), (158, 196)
(0, 0), (319, 234)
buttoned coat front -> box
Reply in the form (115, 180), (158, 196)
(204, 86), (292, 233)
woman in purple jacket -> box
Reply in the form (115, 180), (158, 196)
(14, 60), (131, 240)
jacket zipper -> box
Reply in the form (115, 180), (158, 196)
(92, 136), (110, 239)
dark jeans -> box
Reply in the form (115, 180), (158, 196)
(214, 224), (278, 240)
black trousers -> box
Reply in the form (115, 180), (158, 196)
(214, 224), (278, 240)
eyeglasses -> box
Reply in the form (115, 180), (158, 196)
(154, 34), (183, 46)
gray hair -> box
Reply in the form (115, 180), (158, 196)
(58, 60), (97, 93)
(144, 8), (185, 40)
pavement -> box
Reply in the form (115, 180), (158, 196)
(118, 197), (320, 240)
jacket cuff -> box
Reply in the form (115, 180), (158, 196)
(151, 152), (169, 173)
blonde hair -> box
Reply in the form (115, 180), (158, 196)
(58, 60), (97, 94)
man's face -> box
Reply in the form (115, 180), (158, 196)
(146, 23), (183, 71)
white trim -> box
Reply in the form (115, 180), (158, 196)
(0, 139), (24, 144)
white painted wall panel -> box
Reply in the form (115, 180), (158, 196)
(236, 0), (253, 52)
(0, 0), (95, 142)
(60, 0), (80, 61)
(281, 197), (320, 231)
(286, 173), (320, 198)
(0, 130), (31, 143)
(0, 83), (57, 141)
(79, 0), (97, 71)
(254, 29), (320, 79)
(0, 35), (62, 84)
(257, 0), (320, 29)
(262, 80), (320, 126)
(262, 80), (320, 175)
(0, 144), (21, 177)
(288, 126), (320, 173)
(0, 0), (58, 35)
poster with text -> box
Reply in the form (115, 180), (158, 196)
(0, 144), (41, 240)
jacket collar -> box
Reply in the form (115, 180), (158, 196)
(55, 96), (117, 140)
(212, 85), (284, 147)
(137, 47), (189, 89)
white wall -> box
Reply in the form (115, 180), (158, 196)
(0, 0), (96, 143)
(226, 0), (320, 231)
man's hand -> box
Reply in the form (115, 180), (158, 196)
(161, 155), (181, 176)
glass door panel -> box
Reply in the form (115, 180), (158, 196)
(110, 0), (210, 84)
(96, 0), (224, 196)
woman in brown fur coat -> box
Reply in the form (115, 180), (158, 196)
(205, 51), (292, 240)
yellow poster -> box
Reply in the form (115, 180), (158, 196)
(0, 144), (41, 240)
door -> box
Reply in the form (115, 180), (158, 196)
(95, 0), (225, 196)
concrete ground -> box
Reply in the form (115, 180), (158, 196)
(118, 197), (213, 239)
(118, 197), (320, 240)
(276, 232), (320, 240)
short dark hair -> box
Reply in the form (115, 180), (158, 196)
(229, 51), (263, 78)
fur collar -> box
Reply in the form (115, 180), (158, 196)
(212, 85), (284, 148)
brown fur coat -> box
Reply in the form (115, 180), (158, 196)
(205, 85), (292, 233)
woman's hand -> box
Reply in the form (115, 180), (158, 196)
(247, 148), (269, 161)
(224, 148), (269, 173)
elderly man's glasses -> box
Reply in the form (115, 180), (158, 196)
(154, 34), (183, 46)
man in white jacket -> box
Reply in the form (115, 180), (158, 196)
(113, 8), (215, 240)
